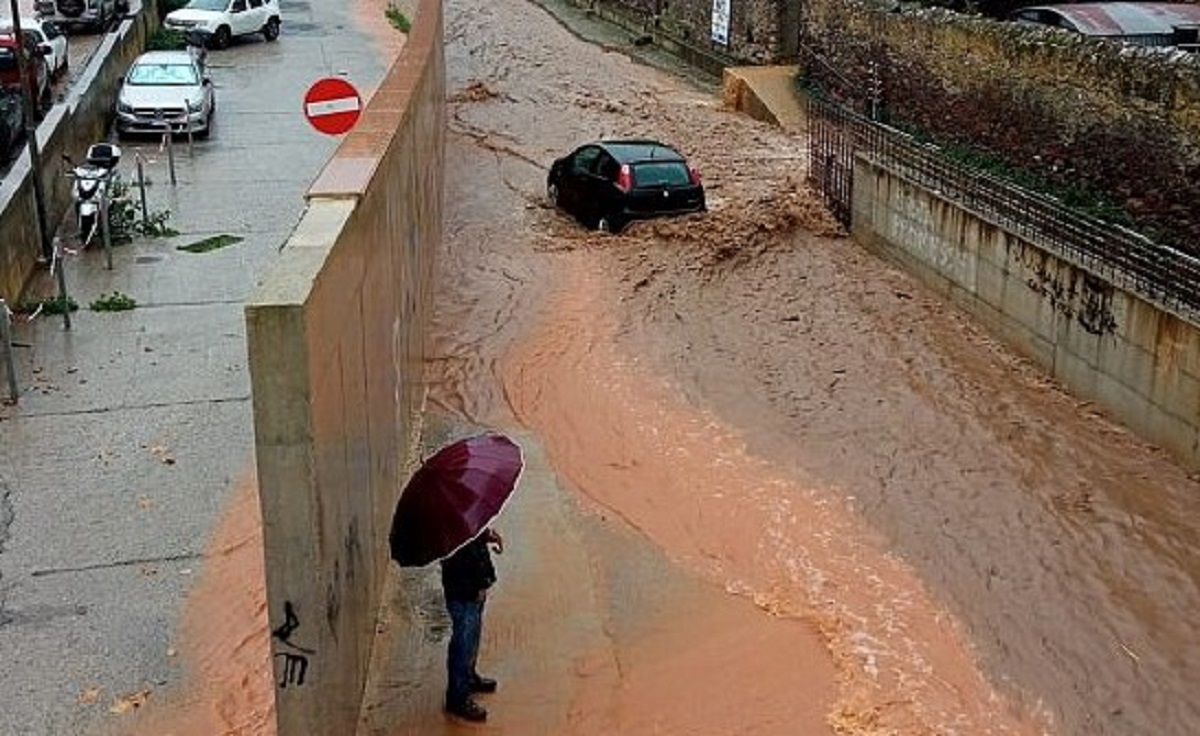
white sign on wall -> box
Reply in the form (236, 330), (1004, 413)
(711, 0), (731, 46)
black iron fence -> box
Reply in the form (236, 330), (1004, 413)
(807, 96), (1200, 323)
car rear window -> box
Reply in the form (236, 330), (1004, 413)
(0, 49), (15, 72)
(631, 161), (691, 188)
(129, 63), (199, 86)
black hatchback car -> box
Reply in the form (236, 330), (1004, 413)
(547, 139), (706, 233)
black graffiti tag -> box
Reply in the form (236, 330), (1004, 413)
(272, 600), (315, 688)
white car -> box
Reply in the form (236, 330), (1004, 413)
(0, 18), (68, 79)
(163, 0), (280, 50)
(115, 50), (215, 138)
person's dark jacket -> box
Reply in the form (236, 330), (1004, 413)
(441, 535), (496, 602)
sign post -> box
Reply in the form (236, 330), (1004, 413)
(303, 77), (362, 136)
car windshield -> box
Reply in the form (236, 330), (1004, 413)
(631, 161), (691, 187)
(185, 0), (229, 10)
(128, 62), (199, 86)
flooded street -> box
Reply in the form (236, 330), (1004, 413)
(424, 0), (1200, 734)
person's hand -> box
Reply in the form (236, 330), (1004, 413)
(485, 528), (504, 554)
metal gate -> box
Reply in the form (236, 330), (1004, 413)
(806, 96), (863, 228)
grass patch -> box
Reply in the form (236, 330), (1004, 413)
(15, 295), (78, 316)
(90, 291), (138, 312)
(385, 4), (412, 33)
(177, 234), (244, 253)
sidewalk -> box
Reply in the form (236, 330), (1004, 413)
(0, 6), (387, 732)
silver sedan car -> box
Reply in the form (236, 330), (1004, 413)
(115, 50), (214, 138)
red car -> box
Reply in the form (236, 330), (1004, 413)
(0, 31), (51, 120)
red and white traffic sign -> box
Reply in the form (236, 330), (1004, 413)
(303, 77), (362, 136)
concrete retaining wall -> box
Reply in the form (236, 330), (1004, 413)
(243, 0), (444, 732)
(0, 4), (158, 302)
(852, 156), (1200, 469)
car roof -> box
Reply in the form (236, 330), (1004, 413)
(595, 139), (686, 164)
(134, 50), (195, 64)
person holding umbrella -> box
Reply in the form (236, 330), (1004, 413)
(441, 527), (503, 722)
(389, 432), (524, 724)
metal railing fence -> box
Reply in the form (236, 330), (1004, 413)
(807, 96), (1200, 323)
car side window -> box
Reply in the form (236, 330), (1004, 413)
(249, 0), (263, 7)
(572, 147), (601, 175)
(597, 154), (619, 181)
(232, 0), (247, 11)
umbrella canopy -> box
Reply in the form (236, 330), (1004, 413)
(389, 433), (523, 567)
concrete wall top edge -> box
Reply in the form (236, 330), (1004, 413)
(306, 0), (440, 199)
(246, 200), (355, 306)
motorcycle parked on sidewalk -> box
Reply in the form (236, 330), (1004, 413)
(63, 142), (122, 248)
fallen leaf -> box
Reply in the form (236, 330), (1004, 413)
(109, 689), (151, 714)
(78, 687), (102, 704)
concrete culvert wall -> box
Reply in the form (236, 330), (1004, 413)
(243, 0), (445, 732)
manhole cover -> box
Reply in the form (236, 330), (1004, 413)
(135, 255), (163, 264)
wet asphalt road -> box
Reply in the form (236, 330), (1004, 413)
(0, 1), (385, 732)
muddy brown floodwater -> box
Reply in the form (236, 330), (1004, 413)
(114, 0), (1200, 732)
(427, 0), (1200, 735)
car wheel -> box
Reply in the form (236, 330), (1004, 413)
(196, 111), (212, 140)
(263, 17), (280, 41)
(597, 214), (623, 234)
(212, 25), (231, 49)
(547, 181), (559, 206)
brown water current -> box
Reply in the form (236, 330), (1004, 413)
(426, 0), (1200, 734)
(116, 0), (1200, 732)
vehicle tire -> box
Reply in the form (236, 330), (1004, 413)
(547, 181), (559, 206)
(262, 17), (280, 41)
(597, 214), (623, 234)
(212, 25), (231, 49)
(196, 112), (212, 140)
(79, 213), (96, 244)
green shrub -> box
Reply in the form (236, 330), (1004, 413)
(385, 5), (411, 33)
(146, 27), (186, 50)
(90, 292), (138, 312)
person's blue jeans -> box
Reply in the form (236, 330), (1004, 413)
(446, 595), (485, 705)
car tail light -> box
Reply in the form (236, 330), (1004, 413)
(687, 164), (702, 185)
(616, 164), (633, 192)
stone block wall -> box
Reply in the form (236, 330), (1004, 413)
(242, 0), (445, 732)
(801, 0), (1200, 255)
(565, 0), (801, 71)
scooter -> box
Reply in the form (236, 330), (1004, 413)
(63, 142), (122, 247)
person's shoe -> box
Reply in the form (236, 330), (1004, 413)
(445, 697), (488, 723)
(470, 673), (498, 693)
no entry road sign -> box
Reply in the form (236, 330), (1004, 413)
(304, 77), (363, 135)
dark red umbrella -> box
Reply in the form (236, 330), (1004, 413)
(389, 433), (524, 567)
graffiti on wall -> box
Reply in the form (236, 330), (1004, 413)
(272, 600), (316, 688)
